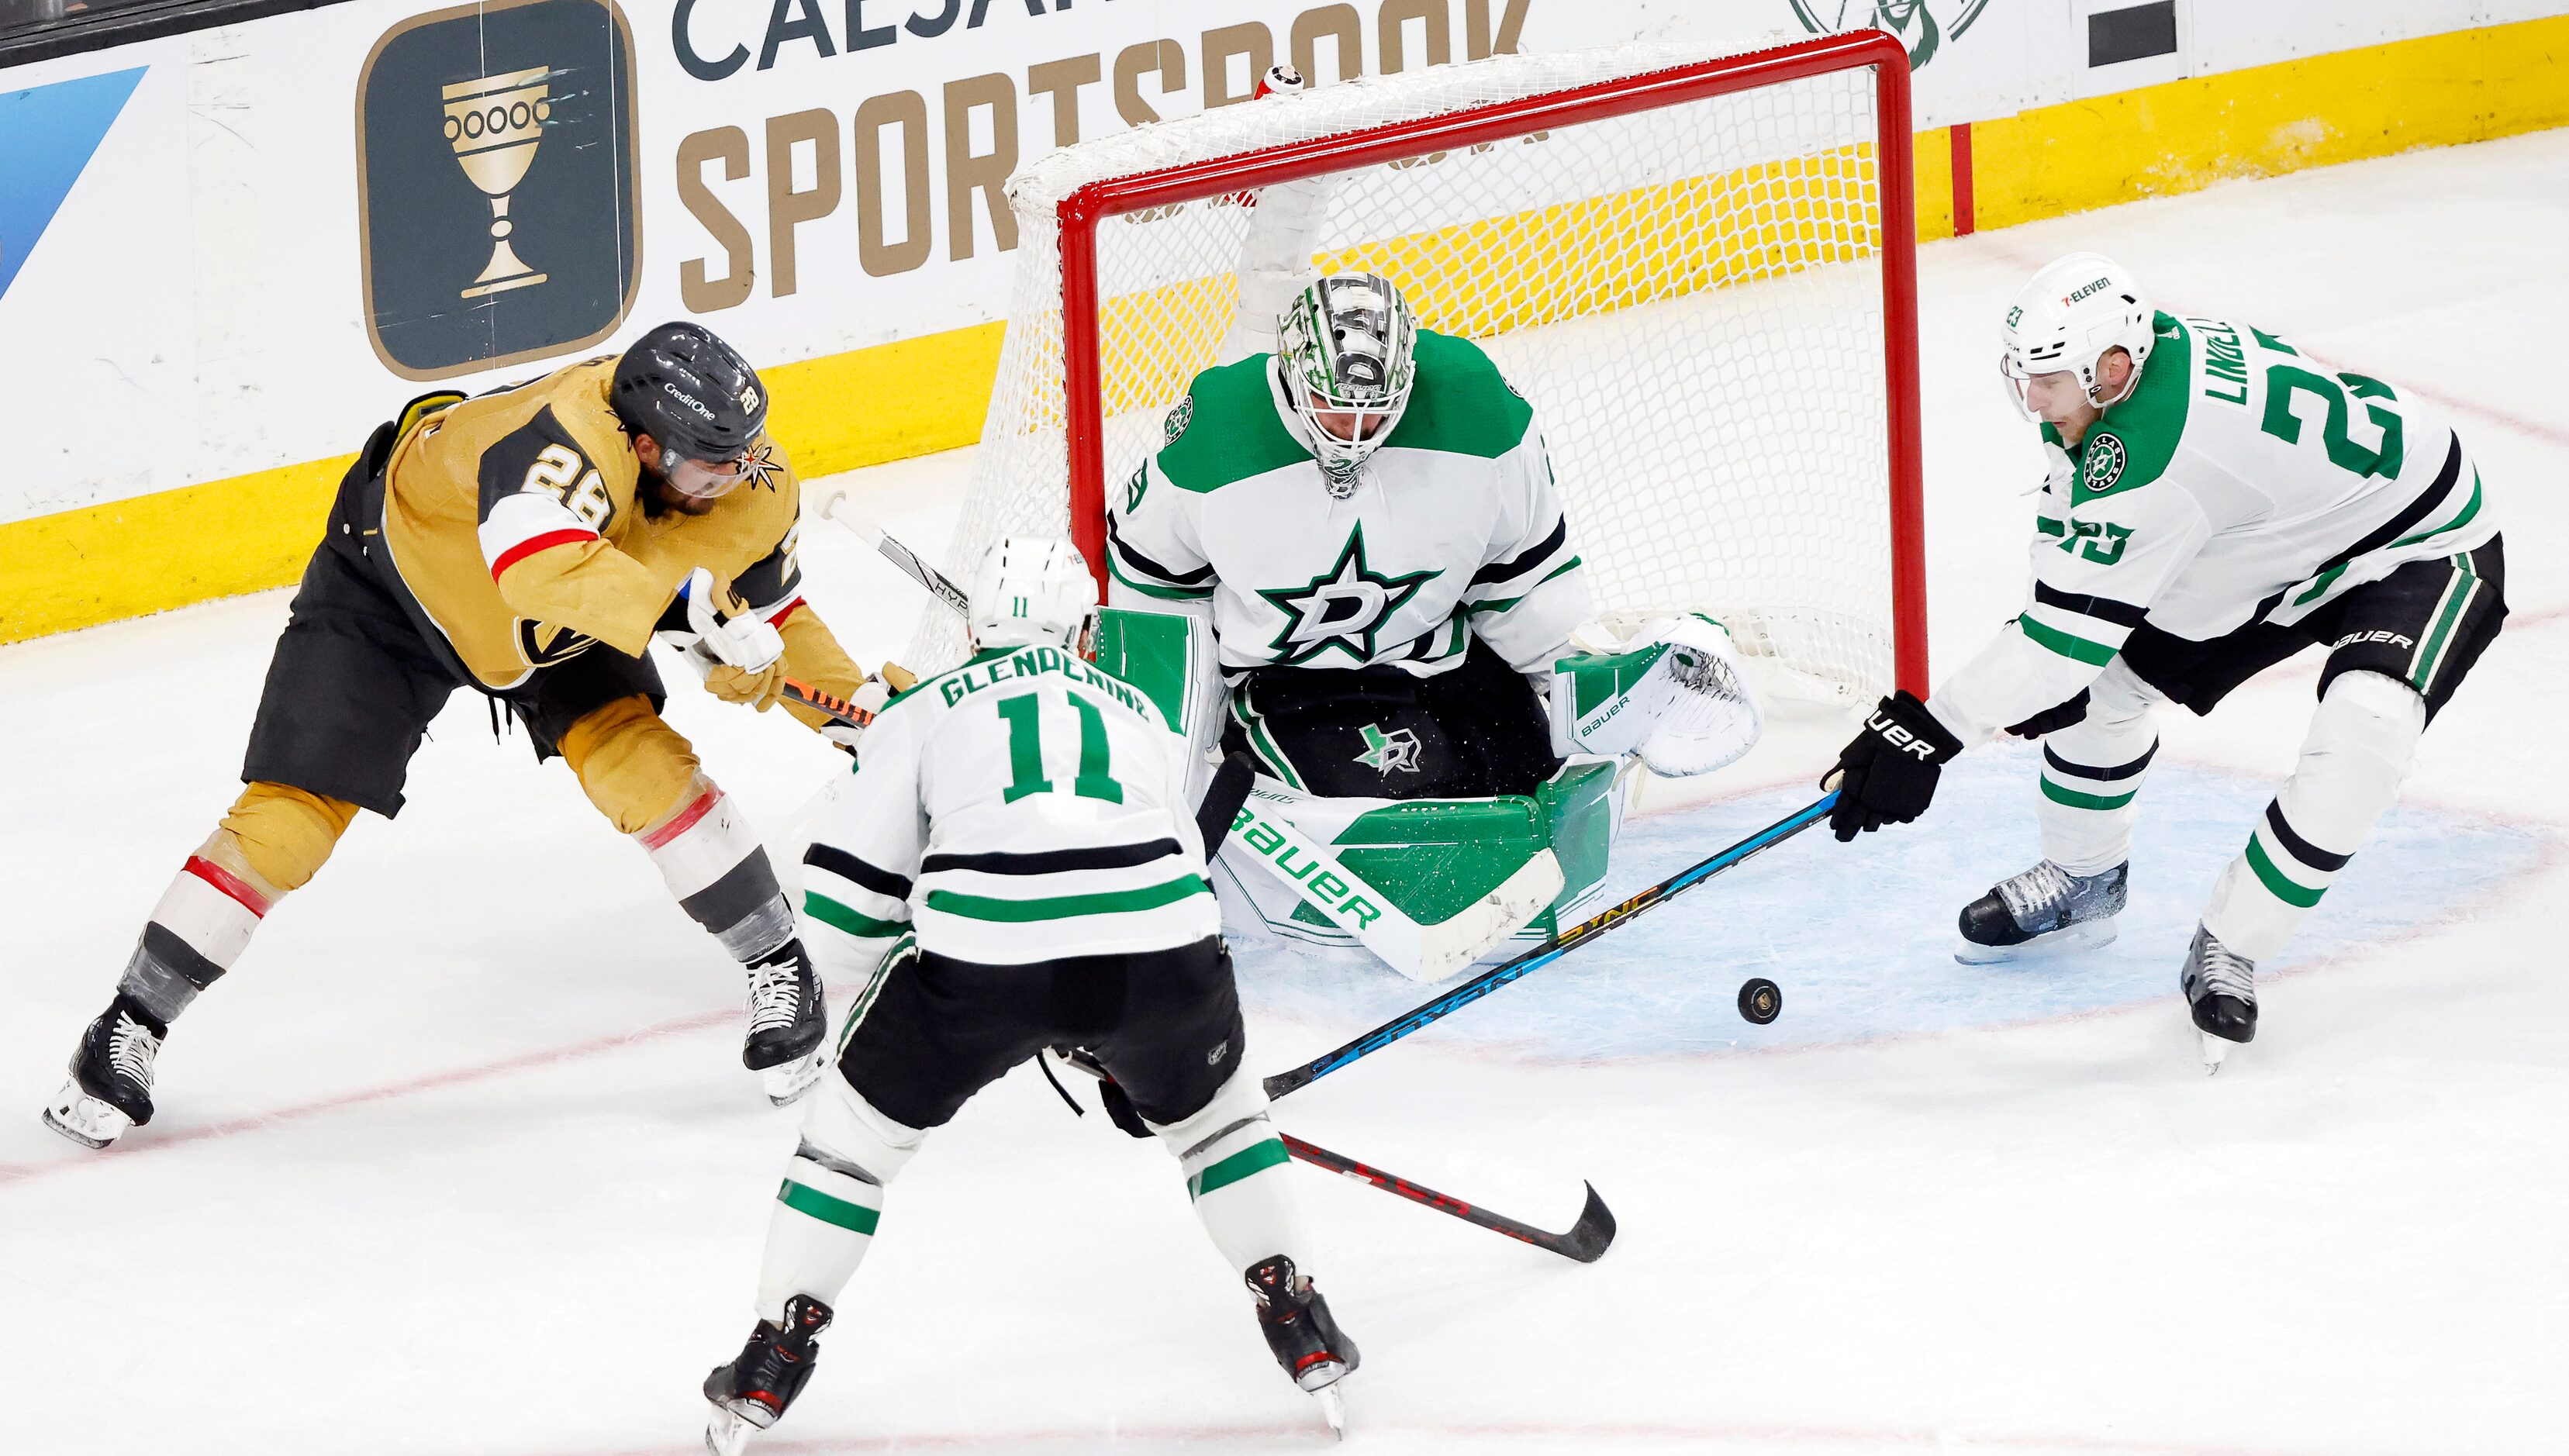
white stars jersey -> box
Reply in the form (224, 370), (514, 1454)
(1932, 312), (2496, 741)
(1105, 330), (1591, 682)
(799, 645), (1219, 971)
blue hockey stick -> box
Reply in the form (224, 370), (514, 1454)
(1261, 791), (1838, 1099)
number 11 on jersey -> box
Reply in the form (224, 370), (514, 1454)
(996, 692), (1124, 804)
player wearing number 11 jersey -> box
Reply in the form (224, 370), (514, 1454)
(701, 537), (1354, 1451)
(1828, 254), (2505, 1066)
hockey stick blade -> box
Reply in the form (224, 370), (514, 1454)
(1280, 1132), (1615, 1263)
(1262, 792), (1837, 1099)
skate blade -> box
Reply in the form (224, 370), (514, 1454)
(762, 1045), (827, 1107)
(2199, 1027), (2234, 1075)
(705, 1401), (755, 1456)
(40, 1082), (129, 1150)
(1955, 919), (2116, 965)
(1314, 1381), (1348, 1440)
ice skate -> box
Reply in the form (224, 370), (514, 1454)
(40, 995), (166, 1150)
(1248, 1256), (1357, 1438)
(742, 940), (827, 1106)
(2180, 924), (2257, 1073)
(1956, 860), (2126, 964)
(703, 1295), (831, 1455)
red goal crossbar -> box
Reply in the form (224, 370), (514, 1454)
(1051, 31), (1928, 696)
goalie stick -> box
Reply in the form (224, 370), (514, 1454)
(809, 494), (1553, 978)
(1262, 791), (1839, 1099)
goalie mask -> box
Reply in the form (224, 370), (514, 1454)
(1999, 252), (2156, 419)
(966, 536), (1100, 657)
(1277, 271), (1417, 496)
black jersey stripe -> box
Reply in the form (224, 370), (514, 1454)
(922, 838), (1184, 877)
(2262, 799), (2351, 872)
(1105, 514), (1215, 585)
(2043, 739), (2158, 782)
(2033, 581), (2149, 629)
(1468, 516), (1569, 587)
(804, 844), (913, 901)
(2253, 433), (2464, 623)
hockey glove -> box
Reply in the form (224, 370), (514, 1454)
(1825, 689), (1963, 842)
(685, 568), (787, 710)
(2005, 688), (2091, 740)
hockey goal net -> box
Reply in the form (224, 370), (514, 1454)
(917, 30), (1926, 702)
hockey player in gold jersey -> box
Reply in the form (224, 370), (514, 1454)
(43, 323), (902, 1148)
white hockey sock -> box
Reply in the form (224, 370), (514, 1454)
(637, 780), (794, 964)
(116, 852), (277, 1023)
(2037, 659), (2164, 875)
(2203, 670), (2424, 962)
(1152, 1067), (1311, 1277)
(754, 1072), (927, 1323)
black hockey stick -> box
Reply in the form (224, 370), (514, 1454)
(1282, 1133), (1616, 1263)
(1262, 791), (1837, 1099)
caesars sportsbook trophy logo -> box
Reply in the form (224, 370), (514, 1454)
(357, 0), (640, 381)
(442, 67), (552, 298)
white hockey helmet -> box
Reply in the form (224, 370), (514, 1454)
(1276, 271), (1418, 496)
(1999, 252), (2157, 418)
(967, 536), (1100, 656)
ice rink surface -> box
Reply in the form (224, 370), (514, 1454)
(5, 129), (2567, 1454)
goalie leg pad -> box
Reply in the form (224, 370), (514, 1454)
(1550, 614), (1762, 776)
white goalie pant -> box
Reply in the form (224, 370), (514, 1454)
(2037, 660), (2426, 962)
(755, 1061), (1312, 1324)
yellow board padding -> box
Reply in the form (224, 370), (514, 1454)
(5, 15), (2564, 646)
(1970, 14), (2569, 231)
(0, 321), (1007, 647)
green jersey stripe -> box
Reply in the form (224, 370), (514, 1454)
(1188, 1137), (1290, 1200)
(2019, 613), (2118, 666)
(2041, 778), (2139, 812)
(1466, 556), (1582, 614)
(806, 890), (906, 940)
(2244, 835), (2326, 908)
(923, 874), (1211, 923)
(779, 1178), (881, 1234)
(2391, 470), (2484, 551)
(1107, 554), (1215, 600)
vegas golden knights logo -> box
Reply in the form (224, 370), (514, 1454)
(357, 0), (641, 381)
(516, 619), (600, 668)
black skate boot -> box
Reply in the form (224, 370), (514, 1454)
(1957, 860), (2127, 964)
(42, 995), (166, 1149)
(703, 1295), (831, 1455)
(742, 939), (826, 1106)
(1248, 1256), (1357, 1437)
(2180, 924), (2257, 1072)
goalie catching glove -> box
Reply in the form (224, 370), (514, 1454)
(1549, 613), (1763, 776)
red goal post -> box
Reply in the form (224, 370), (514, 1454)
(935, 31), (1928, 702)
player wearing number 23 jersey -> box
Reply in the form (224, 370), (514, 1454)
(1828, 254), (2505, 1064)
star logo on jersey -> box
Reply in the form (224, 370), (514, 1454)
(1258, 526), (1437, 667)
(738, 440), (784, 493)
(1355, 723), (1422, 775)
(2081, 432), (2128, 497)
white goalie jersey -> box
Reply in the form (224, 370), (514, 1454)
(1105, 329), (1593, 683)
(798, 646), (1220, 971)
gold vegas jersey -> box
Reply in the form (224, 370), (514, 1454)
(375, 357), (859, 708)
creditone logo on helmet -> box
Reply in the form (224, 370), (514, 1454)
(663, 381), (713, 419)
(2082, 433), (2128, 494)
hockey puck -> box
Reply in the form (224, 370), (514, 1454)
(1737, 978), (1782, 1024)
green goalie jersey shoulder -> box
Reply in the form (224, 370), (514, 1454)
(1383, 329), (1534, 459)
(2067, 311), (2194, 509)
(1155, 354), (1311, 494)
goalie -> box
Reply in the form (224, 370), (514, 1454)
(1105, 270), (1760, 802)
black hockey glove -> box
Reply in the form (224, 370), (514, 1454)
(1825, 689), (1963, 842)
(2005, 688), (2091, 740)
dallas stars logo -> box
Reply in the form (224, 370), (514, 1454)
(1355, 723), (1421, 775)
(1257, 525), (1437, 667)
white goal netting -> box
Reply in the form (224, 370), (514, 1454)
(913, 35), (1911, 700)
